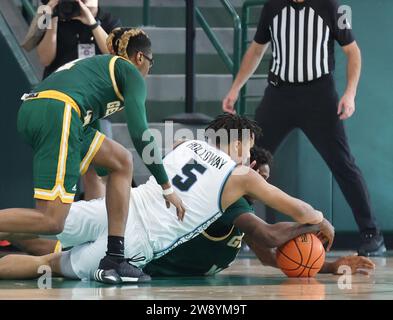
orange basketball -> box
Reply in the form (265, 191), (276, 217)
(276, 233), (325, 278)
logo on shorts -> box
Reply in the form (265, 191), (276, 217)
(83, 110), (93, 127)
(21, 93), (39, 100)
(72, 185), (77, 192)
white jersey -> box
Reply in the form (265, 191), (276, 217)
(125, 140), (236, 260)
(166, 139), (236, 213)
(57, 140), (237, 280)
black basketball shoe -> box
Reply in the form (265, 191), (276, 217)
(358, 230), (386, 257)
(94, 255), (151, 284)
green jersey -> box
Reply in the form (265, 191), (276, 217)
(33, 54), (168, 184)
(143, 197), (254, 276)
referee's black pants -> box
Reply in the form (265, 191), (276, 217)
(255, 75), (379, 233)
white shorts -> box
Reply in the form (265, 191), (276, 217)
(57, 198), (153, 280)
(56, 178), (223, 280)
(57, 198), (108, 248)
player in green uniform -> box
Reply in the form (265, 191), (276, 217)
(144, 147), (374, 277)
(0, 27), (185, 284)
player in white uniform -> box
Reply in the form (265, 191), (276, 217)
(56, 139), (238, 281)
(0, 114), (331, 284)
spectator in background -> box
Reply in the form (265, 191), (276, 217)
(38, 0), (121, 78)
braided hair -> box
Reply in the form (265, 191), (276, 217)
(106, 27), (151, 59)
(204, 113), (262, 145)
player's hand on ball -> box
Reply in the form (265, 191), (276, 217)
(331, 255), (375, 275)
(316, 218), (335, 252)
(164, 191), (186, 221)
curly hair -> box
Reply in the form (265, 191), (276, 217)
(250, 146), (273, 168)
(204, 113), (262, 145)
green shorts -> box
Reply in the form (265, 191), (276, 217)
(17, 92), (105, 203)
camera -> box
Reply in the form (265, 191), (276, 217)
(42, 0), (81, 21)
(56, 0), (81, 21)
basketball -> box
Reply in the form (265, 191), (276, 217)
(276, 233), (326, 278)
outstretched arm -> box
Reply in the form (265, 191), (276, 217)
(222, 1), (272, 114)
(116, 59), (186, 220)
(244, 227), (374, 275)
(222, 42), (269, 114)
(234, 213), (321, 249)
(223, 167), (323, 225)
(244, 234), (278, 268)
(120, 63), (169, 186)
(337, 42), (362, 120)
(319, 255), (375, 275)
(244, 169), (323, 225)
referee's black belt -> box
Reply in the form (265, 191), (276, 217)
(268, 72), (332, 88)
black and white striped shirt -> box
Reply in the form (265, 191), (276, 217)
(254, 0), (355, 83)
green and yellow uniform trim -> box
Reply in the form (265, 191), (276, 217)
(109, 56), (127, 102)
(54, 240), (62, 253)
(19, 90), (105, 204)
(79, 131), (106, 175)
(202, 225), (236, 242)
(23, 90), (81, 118)
(33, 102), (75, 203)
(19, 54), (169, 205)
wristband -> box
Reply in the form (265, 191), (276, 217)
(162, 187), (174, 196)
(89, 20), (101, 31)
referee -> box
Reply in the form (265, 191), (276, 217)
(223, 0), (385, 256)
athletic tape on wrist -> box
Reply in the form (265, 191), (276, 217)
(162, 187), (174, 196)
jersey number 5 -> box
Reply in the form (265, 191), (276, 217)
(172, 161), (207, 191)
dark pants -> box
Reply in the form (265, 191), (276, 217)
(255, 75), (378, 233)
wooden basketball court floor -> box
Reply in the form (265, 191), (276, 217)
(0, 251), (392, 300)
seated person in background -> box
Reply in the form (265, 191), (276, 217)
(38, 0), (121, 78)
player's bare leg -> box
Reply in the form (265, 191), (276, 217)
(81, 166), (106, 201)
(11, 238), (58, 256)
(91, 138), (132, 239)
(0, 231), (57, 256)
(90, 137), (150, 284)
(0, 199), (70, 234)
(0, 253), (63, 280)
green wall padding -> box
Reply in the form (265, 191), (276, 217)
(0, 12), (37, 208)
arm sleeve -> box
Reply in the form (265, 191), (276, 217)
(221, 197), (255, 226)
(253, 4), (271, 44)
(115, 59), (169, 185)
(330, 0), (355, 46)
